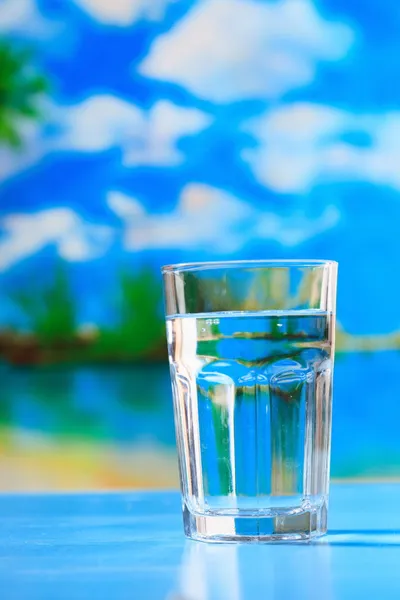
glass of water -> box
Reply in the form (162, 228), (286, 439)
(163, 260), (337, 542)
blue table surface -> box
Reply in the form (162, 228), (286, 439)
(1, 484), (400, 600)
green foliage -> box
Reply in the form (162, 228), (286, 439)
(118, 268), (165, 356)
(0, 40), (48, 148)
(93, 268), (165, 360)
(11, 265), (76, 344)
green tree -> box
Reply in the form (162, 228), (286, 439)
(90, 268), (166, 361)
(0, 40), (48, 148)
(12, 264), (76, 344)
(117, 268), (165, 358)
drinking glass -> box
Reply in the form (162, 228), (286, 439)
(163, 260), (337, 542)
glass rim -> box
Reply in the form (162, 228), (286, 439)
(161, 259), (338, 274)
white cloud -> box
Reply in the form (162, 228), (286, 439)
(108, 184), (251, 253)
(61, 95), (144, 152)
(139, 0), (354, 102)
(243, 103), (400, 193)
(0, 0), (61, 38)
(256, 205), (340, 246)
(107, 191), (145, 220)
(0, 95), (211, 183)
(0, 184), (340, 271)
(61, 95), (211, 166)
(0, 208), (113, 271)
(107, 183), (340, 252)
(73, 0), (177, 25)
(123, 100), (212, 166)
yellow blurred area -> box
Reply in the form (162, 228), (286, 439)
(0, 427), (179, 492)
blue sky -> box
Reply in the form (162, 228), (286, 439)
(1, 0), (399, 334)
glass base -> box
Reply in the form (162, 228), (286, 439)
(183, 502), (328, 543)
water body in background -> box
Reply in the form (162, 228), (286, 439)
(1, 351), (400, 490)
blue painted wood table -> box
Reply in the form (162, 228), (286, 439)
(1, 484), (400, 600)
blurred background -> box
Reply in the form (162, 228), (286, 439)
(0, 0), (399, 491)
